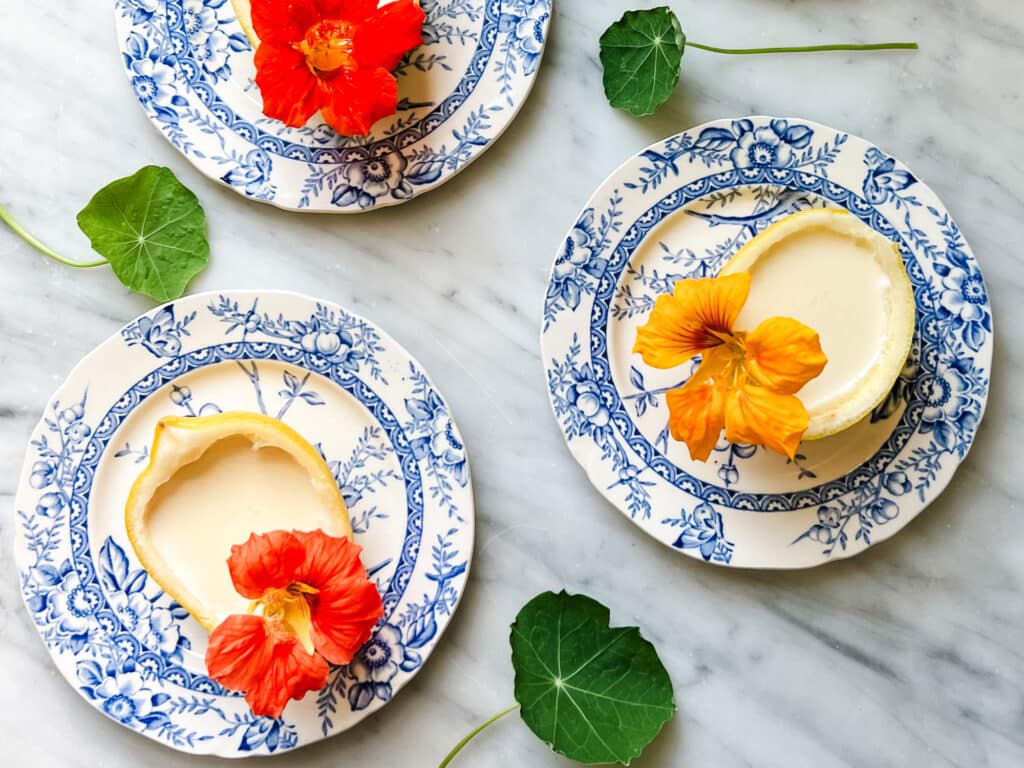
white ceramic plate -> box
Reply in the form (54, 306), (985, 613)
(114, 0), (551, 211)
(14, 290), (474, 754)
(542, 117), (992, 569)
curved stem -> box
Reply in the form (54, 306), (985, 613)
(438, 704), (519, 768)
(686, 41), (919, 55)
(0, 203), (108, 268)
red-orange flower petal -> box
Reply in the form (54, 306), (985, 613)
(353, 0), (426, 71)
(308, 580), (384, 664)
(206, 614), (328, 718)
(252, 0), (320, 44)
(292, 529), (369, 585)
(633, 273), (752, 368)
(744, 316), (828, 394)
(319, 0), (381, 20)
(254, 43), (322, 127)
(724, 385), (809, 461)
(227, 530), (305, 600)
(318, 68), (398, 136)
(666, 379), (727, 462)
(291, 530), (384, 665)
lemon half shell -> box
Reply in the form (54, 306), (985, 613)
(720, 208), (915, 440)
(125, 412), (351, 631)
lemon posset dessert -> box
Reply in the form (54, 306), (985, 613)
(125, 412), (352, 631)
(720, 208), (915, 439)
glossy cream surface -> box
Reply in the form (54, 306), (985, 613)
(733, 226), (892, 411)
(145, 436), (334, 620)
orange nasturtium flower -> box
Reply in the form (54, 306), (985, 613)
(252, 0), (426, 136)
(634, 272), (828, 462)
(205, 529), (383, 718)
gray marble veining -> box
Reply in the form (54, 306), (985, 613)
(1, 0), (1022, 765)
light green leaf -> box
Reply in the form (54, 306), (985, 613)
(510, 591), (676, 765)
(76, 166), (208, 301)
(599, 7), (686, 117)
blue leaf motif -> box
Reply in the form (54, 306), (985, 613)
(964, 322), (986, 352)
(35, 564), (61, 586)
(99, 537), (130, 590)
(784, 124), (814, 148)
(76, 660), (105, 688)
(27, 593), (47, 613)
(348, 682), (375, 711)
(629, 366), (645, 390)
(404, 611), (437, 649)
(405, 158), (445, 186)
(400, 649), (422, 672)
(138, 712), (170, 728)
(124, 569), (148, 595)
(228, 32), (250, 52)
(406, 397), (432, 421)
(694, 127), (736, 150)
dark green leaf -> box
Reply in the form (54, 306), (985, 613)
(510, 591), (675, 765)
(600, 7), (686, 117)
(76, 166), (208, 301)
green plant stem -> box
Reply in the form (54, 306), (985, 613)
(686, 41), (919, 55)
(438, 704), (520, 767)
(0, 203), (108, 268)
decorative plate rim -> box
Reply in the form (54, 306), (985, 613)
(14, 289), (475, 755)
(113, 0), (553, 213)
(540, 115), (992, 570)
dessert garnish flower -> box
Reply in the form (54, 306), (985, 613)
(252, 0), (425, 136)
(633, 272), (828, 462)
(205, 529), (383, 718)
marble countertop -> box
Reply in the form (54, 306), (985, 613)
(1, 1), (1021, 765)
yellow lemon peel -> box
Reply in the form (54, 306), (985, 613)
(125, 412), (351, 631)
(720, 208), (915, 440)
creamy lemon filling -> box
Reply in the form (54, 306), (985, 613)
(145, 436), (339, 621)
(721, 209), (915, 439)
(126, 413), (351, 630)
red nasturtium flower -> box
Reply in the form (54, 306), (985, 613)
(252, 0), (426, 136)
(205, 529), (383, 717)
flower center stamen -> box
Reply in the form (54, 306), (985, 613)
(299, 20), (358, 75)
(250, 582), (320, 653)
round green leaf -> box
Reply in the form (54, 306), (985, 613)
(510, 591), (676, 765)
(76, 165), (209, 302)
(599, 7), (686, 117)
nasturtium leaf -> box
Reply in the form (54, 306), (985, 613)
(599, 7), (686, 117)
(510, 591), (676, 765)
(76, 165), (208, 302)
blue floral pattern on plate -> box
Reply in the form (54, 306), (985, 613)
(541, 117), (992, 569)
(114, 0), (551, 211)
(15, 291), (474, 754)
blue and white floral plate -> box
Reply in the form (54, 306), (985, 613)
(114, 0), (551, 211)
(14, 290), (474, 754)
(542, 117), (992, 569)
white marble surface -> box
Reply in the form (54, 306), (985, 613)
(1, 0), (1022, 765)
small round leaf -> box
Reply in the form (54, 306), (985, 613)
(511, 591), (676, 765)
(599, 7), (686, 117)
(76, 165), (209, 302)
